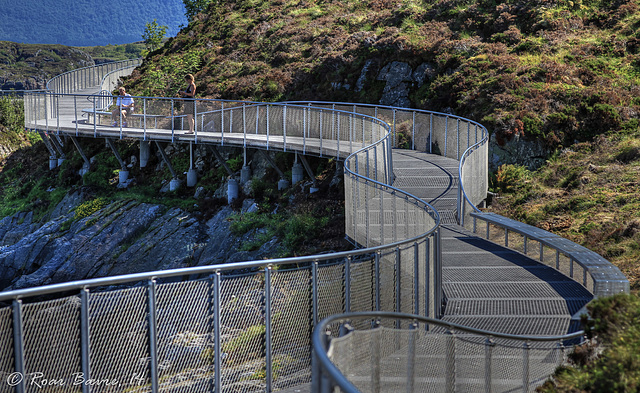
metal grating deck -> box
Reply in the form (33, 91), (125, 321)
(391, 150), (594, 336)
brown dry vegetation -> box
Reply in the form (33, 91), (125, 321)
(127, 0), (640, 151)
(488, 131), (640, 289)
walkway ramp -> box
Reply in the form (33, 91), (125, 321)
(392, 149), (593, 336)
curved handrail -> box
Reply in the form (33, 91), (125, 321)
(312, 311), (585, 393)
(45, 58), (141, 93)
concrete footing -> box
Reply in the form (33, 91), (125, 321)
(169, 178), (181, 192)
(49, 156), (57, 170)
(119, 170), (129, 184)
(277, 178), (290, 190)
(187, 169), (198, 187)
(240, 165), (252, 184)
(228, 178), (239, 204)
(292, 162), (304, 184)
(140, 141), (150, 168)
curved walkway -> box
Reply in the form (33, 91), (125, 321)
(36, 89), (594, 336)
(392, 150), (592, 335)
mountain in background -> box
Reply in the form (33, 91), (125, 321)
(0, 0), (187, 46)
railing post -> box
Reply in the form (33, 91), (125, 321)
(444, 116), (449, 158)
(425, 237), (431, 319)
(371, 320), (381, 393)
(12, 299), (25, 393)
(522, 341), (530, 393)
(414, 242), (420, 315)
(375, 251), (381, 311)
(266, 104), (270, 149)
(395, 247), (401, 317)
(407, 321), (417, 393)
(213, 272), (221, 393)
(80, 288), (91, 393)
(221, 102), (225, 145)
(445, 329), (455, 393)
(282, 105), (287, 151)
(312, 261), (319, 327)
(484, 337), (494, 393)
(265, 265), (273, 392)
(147, 279), (159, 393)
(345, 256), (352, 313)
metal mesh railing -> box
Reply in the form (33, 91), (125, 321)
(312, 312), (584, 393)
(45, 59), (141, 94)
(0, 245), (444, 393)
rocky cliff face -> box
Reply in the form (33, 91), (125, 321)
(0, 43), (95, 90)
(0, 191), (279, 291)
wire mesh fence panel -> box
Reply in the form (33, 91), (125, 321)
(349, 257), (376, 314)
(156, 279), (213, 392)
(89, 287), (150, 391)
(271, 268), (313, 390)
(488, 339), (528, 393)
(379, 250), (398, 314)
(412, 331), (450, 393)
(413, 112), (431, 153)
(398, 245), (417, 317)
(392, 110), (414, 149)
(22, 297), (81, 393)
(0, 306), (13, 393)
(316, 264), (346, 322)
(219, 274), (266, 393)
(527, 344), (565, 392)
(451, 335), (487, 392)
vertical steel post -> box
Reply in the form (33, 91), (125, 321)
(412, 111), (415, 150)
(392, 108), (397, 147)
(266, 104), (270, 149)
(372, 323), (381, 393)
(414, 242), (420, 315)
(425, 238), (431, 319)
(265, 266), (273, 392)
(395, 247), (401, 316)
(484, 338), (494, 393)
(214, 272), (221, 393)
(444, 116), (449, 158)
(345, 256), (352, 313)
(375, 251), (381, 311)
(312, 261), (319, 327)
(407, 323), (416, 393)
(221, 102), (225, 145)
(148, 279), (159, 393)
(429, 113), (433, 154)
(12, 300), (25, 393)
(319, 109), (324, 156)
(445, 330), (455, 393)
(522, 342), (530, 393)
(80, 288), (91, 393)
(282, 105), (287, 151)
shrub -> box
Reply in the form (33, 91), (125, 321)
(493, 164), (531, 194)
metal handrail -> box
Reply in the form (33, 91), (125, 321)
(312, 311), (585, 393)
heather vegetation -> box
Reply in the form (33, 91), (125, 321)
(127, 0), (640, 150)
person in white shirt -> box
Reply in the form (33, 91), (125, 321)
(111, 87), (135, 127)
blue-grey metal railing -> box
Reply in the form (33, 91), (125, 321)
(45, 58), (141, 94)
(312, 312), (585, 393)
(9, 58), (629, 393)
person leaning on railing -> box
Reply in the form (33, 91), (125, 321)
(111, 87), (135, 127)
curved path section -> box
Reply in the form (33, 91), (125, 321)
(1, 62), (627, 392)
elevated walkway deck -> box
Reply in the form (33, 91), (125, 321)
(392, 150), (592, 335)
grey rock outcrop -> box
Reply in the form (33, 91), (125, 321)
(0, 197), (283, 291)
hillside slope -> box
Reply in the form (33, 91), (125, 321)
(127, 0), (640, 163)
